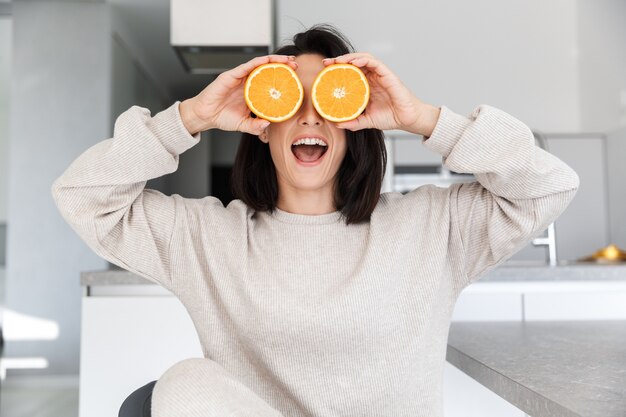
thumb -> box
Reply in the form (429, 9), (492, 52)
(240, 117), (271, 135)
(335, 114), (370, 131)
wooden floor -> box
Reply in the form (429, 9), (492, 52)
(0, 374), (79, 417)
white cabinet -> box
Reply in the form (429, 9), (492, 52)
(79, 294), (202, 417)
(452, 281), (626, 322)
(443, 363), (526, 417)
(451, 292), (522, 321)
(524, 289), (626, 320)
(446, 285), (527, 417)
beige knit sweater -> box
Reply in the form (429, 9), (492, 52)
(51, 101), (579, 417)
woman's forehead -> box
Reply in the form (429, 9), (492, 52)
(294, 54), (325, 78)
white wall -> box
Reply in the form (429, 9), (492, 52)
(6, 2), (112, 376)
(110, 12), (171, 196)
(578, 0), (626, 132)
(110, 34), (167, 131)
(110, 3), (211, 200)
(0, 15), (10, 312)
(607, 127), (626, 248)
(278, 0), (581, 132)
(169, 133), (211, 199)
(211, 130), (241, 166)
(110, 4), (171, 118)
(210, 0), (585, 215)
(0, 16), (10, 223)
(5, 1), (212, 376)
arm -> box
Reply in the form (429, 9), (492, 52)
(51, 54), (299, 290)
(321, 52), (579, 287)
(51, 102), (201, 289)
(422, 105), (580, 288)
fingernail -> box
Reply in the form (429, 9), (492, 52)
(322, 58), (331, 62)
(261, 121), (270, 128)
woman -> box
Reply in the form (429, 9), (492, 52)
(52, 24), (579, 417)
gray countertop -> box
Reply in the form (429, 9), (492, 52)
(80, 262), (626, 286)
(82, 269), (149, 286)
(447, 320), (626, 417)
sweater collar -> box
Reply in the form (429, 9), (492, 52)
(265, 206), (344, 225)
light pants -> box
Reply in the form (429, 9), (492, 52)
(151, 358), (286, 417)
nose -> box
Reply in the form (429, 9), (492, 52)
(297, 95), (323, 126)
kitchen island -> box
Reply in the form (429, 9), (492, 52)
(77, 263), (626, 417)
(447, 320), (626, 417)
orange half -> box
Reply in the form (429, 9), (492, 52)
(311, 63), (370, 123)
(244, 62), (304, 123)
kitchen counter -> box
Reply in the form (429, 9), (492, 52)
(80, 262), (626, 286)
(447, 320), (626, 417)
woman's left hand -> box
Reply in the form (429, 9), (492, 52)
(324, 53), (440, 136)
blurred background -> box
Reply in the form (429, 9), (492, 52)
(0, 0), (625, 416)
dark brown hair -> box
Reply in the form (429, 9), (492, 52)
(230, 23), (387, 225)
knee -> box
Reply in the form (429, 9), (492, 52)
(162, 358), (212, 376)
(151, 358), (231, 416)
(155, 357), (223, 389)
(151, 358), (284, 417)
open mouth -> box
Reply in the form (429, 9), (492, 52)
(291, 138), (328, 163)
(291, 144), (329, 163)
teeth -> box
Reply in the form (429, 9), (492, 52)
(292, 137), (328, 147)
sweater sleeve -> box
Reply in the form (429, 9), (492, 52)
(422, 105), (580, 288)
(51, 101), (201, 289)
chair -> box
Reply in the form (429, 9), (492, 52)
(118, 380), (157, 417)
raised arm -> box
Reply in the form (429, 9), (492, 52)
(51, 102), (201, 288)
(52, 54), (299, 290)
(324, 52), (579, 289)
(423, 105), (580, 288)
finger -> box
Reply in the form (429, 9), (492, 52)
(239, 117), (271, 135)
(335, 114), (372, 131)
(324, 53), (389, 81)
(344, 55), (390, 79)
(343, 55), (409, 107)
(228, 54), (297, 80)
(323, 52), (373, 64)
(328, 52), (374, 65)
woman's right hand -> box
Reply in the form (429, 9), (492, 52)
(179, 54), (298, 136)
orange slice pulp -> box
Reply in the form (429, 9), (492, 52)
(311, 63), (370, 123)
(244, 62), (304, 123)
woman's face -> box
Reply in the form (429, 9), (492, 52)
(259, 53), (348, 197)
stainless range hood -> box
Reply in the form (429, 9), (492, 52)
(171, 0), (275, 75)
